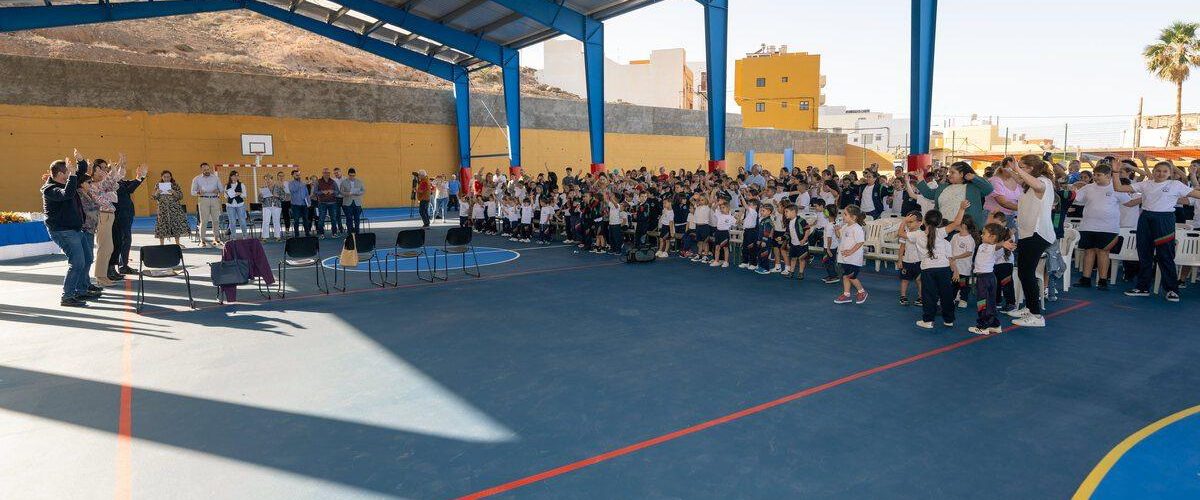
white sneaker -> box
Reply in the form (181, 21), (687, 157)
(1005, 308), (1030, 318)
(956, 299), (968, 309)
(783, 267), (793, 275)
(989, 326), (1003, 334)
(771, 265), (782, 273)
(967, 326), (991, 336)
(1012, 314), (1046, 327)
(738, 263), (750, 269)
(721, 262), (729, 268)
(709, 260), (721, 267)
(915, 320), (934, 329)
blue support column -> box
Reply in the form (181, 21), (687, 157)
(502, 49), (523, 177)
(451, 77), (470, 190)
(699, 0), (728, 172)
(583, 18), (605, 174)
(908, 0), (937, 173)
(489, 0), (604, 174)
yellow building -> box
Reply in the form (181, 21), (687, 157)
(735, 44), (824, 131)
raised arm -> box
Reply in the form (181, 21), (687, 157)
(968, 172), (993, 197)
(1008, 164), (1046, 197)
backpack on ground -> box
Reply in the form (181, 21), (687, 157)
(626, 245), (657, 263)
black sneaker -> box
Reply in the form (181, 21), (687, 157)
(118, 266), (137, 275)
(87, 285), (103, 293)
(1096, 279), (1109, 291)
(1124, 288), (1150, 297)
(107, 273), (125, 281)
(1166, 291), (1181, 302)
(1074, 277), (1092, 288)
(60, 297), (88, 307)
(915, 297), (924, 307)
(79, 290), (102, 300)
(899, 295), (910, 306)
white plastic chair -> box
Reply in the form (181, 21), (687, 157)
(1108, 228), (1138, 283)
(1154, 230), (1200, 293)
(1059, 228), (1079, 292)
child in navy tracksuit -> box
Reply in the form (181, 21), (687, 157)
(969, 222), (1015, 335)
(754, 204), (777, 274)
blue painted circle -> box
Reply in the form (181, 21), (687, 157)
(321, 246), (519, 273)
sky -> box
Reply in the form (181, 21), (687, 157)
(518, 0), (1200, 128)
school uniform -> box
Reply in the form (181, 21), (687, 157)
(973, 243), (1001, 330)
(1075, 183), (1122, 252)
(837, 223), (866, 279)
(1130, 179), (1195, 293)
(471, 203), (486, 231)
(694, 205), (713, 245)
(538, 206), (555, 242)
(818, 215), (840, 278)
(787, 216), (810, 260)
(906, 227), (956, 324)
(993, 234), (1017, 310)
(519, 204), (535, 239)
(742, 206), (760, 266)
(951, 232), (977, 304)
(713, 212), (735, 247)
(608, 203), (624, 253)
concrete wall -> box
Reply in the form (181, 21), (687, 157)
(0, 53), (847, 215)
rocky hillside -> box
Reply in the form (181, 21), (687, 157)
(0, 10), (577, 99)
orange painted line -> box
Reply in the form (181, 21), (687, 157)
(458, 301), (1093, 499)
(115, 280), (134, 499)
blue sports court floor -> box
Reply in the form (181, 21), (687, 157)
(1, 209), (1197, 499)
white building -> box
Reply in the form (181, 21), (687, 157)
(819, 106), (910, 155)
(1120, 113), (1200, 148)
(537, 39), (696, 110)
(686, 60), (707, 111)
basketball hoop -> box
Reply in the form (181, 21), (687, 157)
(240, 134), (274, 203)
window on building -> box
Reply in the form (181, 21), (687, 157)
(755, 102), (766, 112)
(799, 100), (810, 111)
(875, 134), (883, 142)
(781, 76), (789, 83)
(781, 102), (788, 109)
(862, 134), (874, 145)
(755, 77), (766, 87)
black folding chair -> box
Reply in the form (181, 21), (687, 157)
(137, 244), (195, 313)
(388, 229), (433, 284)
(332, 233), (385, 291)
(277, 236), (328, 298)
(433, 227), (481, 280)
(248, 202), (263, 239)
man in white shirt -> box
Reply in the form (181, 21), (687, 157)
(190, 162), (223, 246)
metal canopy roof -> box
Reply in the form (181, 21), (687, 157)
(0, 0), (665, 72)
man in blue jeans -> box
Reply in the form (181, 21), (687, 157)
(287, 169), (311, 237)
(42, 150), (101, 307)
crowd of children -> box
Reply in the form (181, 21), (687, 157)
(450, 157), (1200, 333)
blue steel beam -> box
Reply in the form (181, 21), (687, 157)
(909, 0), (937, 172)
(245, 0), (464, 81)
(331, 0), (523, 171)
(244, 0), (472, 169)
(490, 0), (605, 172)
(0, 0), (242, 32)
(698, 0), (727, 172)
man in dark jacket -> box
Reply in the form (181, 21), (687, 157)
(109, 164), (147, 278)
(42, 150), (99, 307)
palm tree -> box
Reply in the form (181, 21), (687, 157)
(1143, 21), (1200, 146)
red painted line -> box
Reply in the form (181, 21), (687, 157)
(458, 301), (1093, 499)
(115, 280), (134, 499)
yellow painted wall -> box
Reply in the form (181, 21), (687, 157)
(2, 103), (851, 215)
(734, 51), (821, 131)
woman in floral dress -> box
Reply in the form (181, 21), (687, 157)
(152, 170), (190, 246)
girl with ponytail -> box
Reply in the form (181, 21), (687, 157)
(899, 200), (969, 329)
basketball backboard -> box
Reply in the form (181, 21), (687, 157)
(241, 134), (273, 156)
